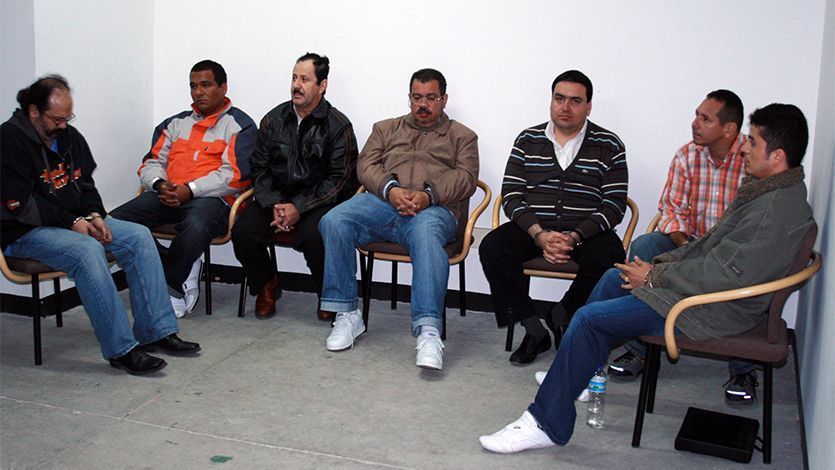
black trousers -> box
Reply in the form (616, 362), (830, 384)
(231, 203), (336, 297)
(479, 222), (625, 328)
(110, 192), (228, 294)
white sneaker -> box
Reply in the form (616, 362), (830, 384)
(183, 285), (199, 313)
(534, 371), (591, 402)
(479, 411), (554, 454)
(170, 295), (188, 318)
(415, 331), (444, 370)
(185, 258), (203, 291)
(326, 309), (365, 351)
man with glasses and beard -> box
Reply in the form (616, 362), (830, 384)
(1, 75), (200, 375)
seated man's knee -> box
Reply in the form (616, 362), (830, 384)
(318, 208), (351, 235)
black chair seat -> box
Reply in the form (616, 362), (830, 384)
(359, 237), (467, 259)
(521, 257), (580, 275)
(640, 319), (789, 365)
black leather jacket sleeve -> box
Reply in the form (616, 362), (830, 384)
(290, 120), (358, 213)
(251, 113), (285, 209)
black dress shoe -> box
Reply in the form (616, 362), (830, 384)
(145, 334), (201, 356)
(109, 348), (167, 375)
(509, 334), (552, 364)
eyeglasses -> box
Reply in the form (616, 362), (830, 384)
(43, 112), (76, 126)
(409, 93), (444, 104)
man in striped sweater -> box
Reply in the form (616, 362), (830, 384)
(480, 70), (628, 364)
(111, 60), (256, 317)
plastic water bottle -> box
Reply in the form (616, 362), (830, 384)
(586, 365), (607, 429)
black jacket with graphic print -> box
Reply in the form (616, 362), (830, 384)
(1, 108), (106, 250)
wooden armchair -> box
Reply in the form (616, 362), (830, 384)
(631, 224), (822, 464)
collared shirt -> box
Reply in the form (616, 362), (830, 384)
(657, 133), (746, 239)
(545, 119), (588, 170)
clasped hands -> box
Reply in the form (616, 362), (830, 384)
(157, 181), (192, 207)
(71, 212), (112, 244)
(271, 203), (300, 232)
(387, 187), (430, 216)
(533, 230), (575, 264)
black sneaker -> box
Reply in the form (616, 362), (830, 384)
(724, 371), (758, 404)
(608, 350), (644, 381)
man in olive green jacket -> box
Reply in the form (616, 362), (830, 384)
(480, 103), (814, 453)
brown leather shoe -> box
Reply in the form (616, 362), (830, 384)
(317, 310), (336, 322)
(255, 275), (279, 319)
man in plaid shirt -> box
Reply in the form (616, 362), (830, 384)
(608, 90), (759, 404)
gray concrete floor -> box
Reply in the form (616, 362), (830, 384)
(1, 283), (804, 469)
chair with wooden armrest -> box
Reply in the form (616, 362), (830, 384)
(631, 224), (821, 464)
(357, 180), (492, 339)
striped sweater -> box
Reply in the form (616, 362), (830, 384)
(501, 120), (628, 240)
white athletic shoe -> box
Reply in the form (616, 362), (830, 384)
(415, 331), (444, 370)
(170, 295), (188, 318)
(326, 309), (365, 351)
(534, 371), (591, 401)
(479, 411), (554, 454)
(182, 258), (202, 313)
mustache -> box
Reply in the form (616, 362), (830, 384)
(417, 107), (430, 114)
(293, 88), (304, 95)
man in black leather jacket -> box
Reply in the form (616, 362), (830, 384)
(232, 52), (358, 320)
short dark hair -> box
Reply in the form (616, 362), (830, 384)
(17, 74), (71, 113)
(296, 52), (330, 84)
(410, 68), (447, 95)
(748, 103), (808, 168)
(191, 60), (227, 86)
(551, 70), (593, 102)
(706, 89), (744, 130)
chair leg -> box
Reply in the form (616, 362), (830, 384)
(362, 253), (375, 327)
(646, 346), (662, 414)
(459, 263), (466, 316)
(32, 275), (43, 366)
(632, 343), (659, 447)
(390, 261), (398, 309)
(358, 252), (367, 284)
(204, 248), (212, 315)
(238, 273), (248, 318)
(763, 362), (773, 464)
(505, 322), (515, 352)
(442, 306), (447, 340)
(53, 277), (63, 327)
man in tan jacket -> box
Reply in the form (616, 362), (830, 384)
(318, 68), (479, 371)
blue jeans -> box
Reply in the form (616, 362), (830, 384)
(624, 233), (754, 375)
(4, 217), (179, 359)
(110, 192), (229, 295)
(318, 193), (457, 336)
(528, 267), (668, 445)
(628, 231), (677, 262)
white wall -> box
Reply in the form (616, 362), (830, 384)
(796, 0), (835, 467)
(148, 0), (827, 317)
(0, 0), (35, 118)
